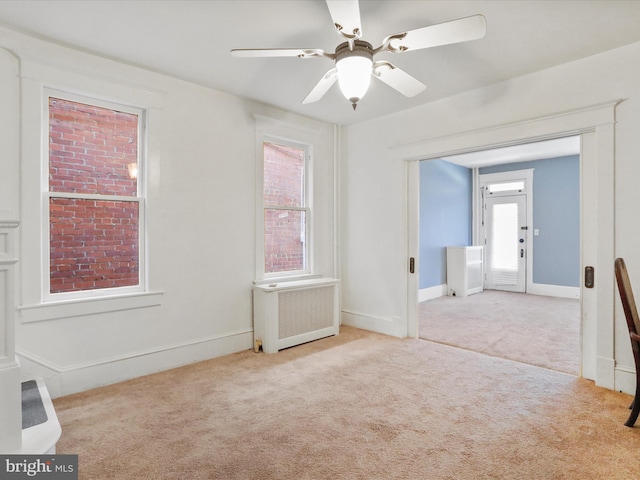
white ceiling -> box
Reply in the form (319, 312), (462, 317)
(1, 1), (640, 127)
(443, 136), (581, 168)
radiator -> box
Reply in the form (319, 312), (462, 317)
(253, 278), (340, 353)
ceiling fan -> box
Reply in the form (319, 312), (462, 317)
(231, 0), (486, 110)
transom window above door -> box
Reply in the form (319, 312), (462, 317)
(487, 180), (525, 194)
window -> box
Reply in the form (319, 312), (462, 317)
(46, 94), (144, 298)
(262, 140), (310, 277)
(487, 181), (525, 194)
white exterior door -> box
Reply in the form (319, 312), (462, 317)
(484, 194), (527, 292)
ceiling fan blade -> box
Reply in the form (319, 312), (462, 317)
(326, 0), (362, 39)
(385, 14), (486, 52)
(373, 61), (426, 98)
(231, 48), (329, 59)
(302, 69), (337, 104)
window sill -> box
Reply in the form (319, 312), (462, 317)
(253, 277), (339, 292)
(253, 273), (322, 286)
(18, 291), (163, 324)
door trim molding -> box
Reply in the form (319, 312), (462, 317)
(404, 100), (620, 390)
(394, 100), (619, 160)
(479, 170), (534, 293)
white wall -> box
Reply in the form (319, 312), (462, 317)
(0, 27), (336, 397)
(4, 24), (640, 399)
(0, 45), (23, 452)
(340, 41), (640, 392)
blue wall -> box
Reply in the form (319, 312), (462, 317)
(419, 159), (472, 289)
(479, 155), (580, 287)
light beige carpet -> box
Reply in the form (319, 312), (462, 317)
(419, 290), (580, 375)
(53, 326), (639, 479)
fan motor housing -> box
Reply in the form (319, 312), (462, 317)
(335, 40), (374, 62)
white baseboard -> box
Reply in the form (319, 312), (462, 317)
(419, 284), (447, 303)
(596, 355), (616, 391)
(17, 329), (253, 398)
(615, 366), (635, 395)
(527, 283), (580, 299)
(419, 283), (579, 301)
(341, 310), (405, 338)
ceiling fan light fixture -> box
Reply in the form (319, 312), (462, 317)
(232, 1), (487, 110)
(335, 40), (373, 109)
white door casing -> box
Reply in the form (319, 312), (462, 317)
(483, 194), (527, 292)
(479, 169), (534, 294)
(404, 100), (618, 389)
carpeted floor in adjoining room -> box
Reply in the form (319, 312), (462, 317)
(53, 325), (640, 479)
(419, 290), (580, 375)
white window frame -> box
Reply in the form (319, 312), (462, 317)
(254, 116), (316, 283)
(42, 89), (147, 302)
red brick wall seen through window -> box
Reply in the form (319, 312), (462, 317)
(48, 97), (140, 293)
(263, 142), (306, 274)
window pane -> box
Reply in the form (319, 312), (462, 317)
(49, 97), (138, 197)
(263, 142), (304, 207)
(49, 198), (139, 293)
(488, 181), (524, 194)
(264, 209), (305, 273)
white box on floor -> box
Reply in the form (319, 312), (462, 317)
(446, 246), (484, 297)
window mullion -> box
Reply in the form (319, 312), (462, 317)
(48, 191), (141, 203)
(263, 205), (306, 211)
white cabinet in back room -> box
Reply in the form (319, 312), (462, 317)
(446, 246), (484, 297)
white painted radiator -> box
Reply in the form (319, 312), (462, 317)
(253, 278), (340, 353)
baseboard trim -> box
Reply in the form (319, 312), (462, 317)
(341, 310), (405, 338)
(527, 283), (580, 299)
(596, 355), (615, 390)
(17, 329), (253, 398)
(615, 365), (635, 395)
(419, 285), (447, 303)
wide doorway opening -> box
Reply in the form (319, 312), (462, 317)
(417, 136), (581, 375)
(419, 290), (580, 374)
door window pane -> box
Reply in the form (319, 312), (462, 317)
(491, 203), (518, 271)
